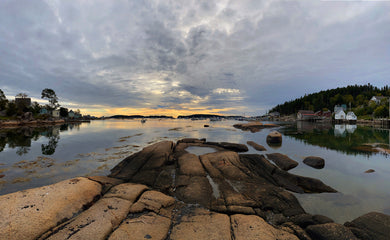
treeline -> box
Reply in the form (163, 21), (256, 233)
(270, 84), (390, 118)
(0, 88), (81, 119)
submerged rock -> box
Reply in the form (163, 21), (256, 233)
(303, 156), (325, 169)
(364, 169), (375, 173)
(247, 141), (267, 151)
(233, 122), (279, 133)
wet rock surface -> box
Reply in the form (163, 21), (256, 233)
(1, 138), (389, 239)
(303, 156), (325, 169)
(247, 140), (267, 151)
(233, 122), (279, 133)
(267, 131), (283, 144)
(267, 153), (299, 171)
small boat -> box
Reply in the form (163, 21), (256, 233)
(141, 119), (146, 123)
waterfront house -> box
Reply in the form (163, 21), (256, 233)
(370, 96), (387, 105)
(334, 104), (347, 113)
(39, 108), (48, 115)
(335, 109), (346, 120)
(297, 110), (316, 121)
(68, 110), (75, 118)
(346, 111), (357, 121)
(52, 109), (60, 118)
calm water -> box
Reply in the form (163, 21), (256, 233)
(0, 119), (389, 223)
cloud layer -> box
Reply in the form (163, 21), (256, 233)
(1, 0), (390, 116)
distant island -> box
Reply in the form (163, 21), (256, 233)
(108, 115), (174, 119)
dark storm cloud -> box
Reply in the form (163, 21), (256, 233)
(1, 0), (390, 115)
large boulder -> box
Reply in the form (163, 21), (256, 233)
(344, 212), (390, 240)
(303, 156), (325, 169)
(267, 131), (282, 144)
(0, 177), (102, 240)
(266, 153), (298, 171)
(306, 223), (358, 240)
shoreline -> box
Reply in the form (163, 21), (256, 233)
(0, 138), (389, 239)
(0, 119), (91, 129)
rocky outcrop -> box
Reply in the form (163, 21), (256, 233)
(1, 139), (387, 239)
(247, 140), (267, 151)
(0, 177), (102, 240)
(344, 212), (390, 240)
(233, 122), (279, 133)
(267, 153), (298, 171)
(231, 214), (299, 240)
(306, 223), (358, 240)
(303, 156), (325, 169)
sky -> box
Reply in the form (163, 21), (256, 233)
(1, 0), (390, 117)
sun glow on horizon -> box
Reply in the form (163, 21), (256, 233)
(79, 106), (244, 118)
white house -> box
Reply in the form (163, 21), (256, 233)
(370, 96), (387, 105)
(52, 109), (60, 118)
(335, 110), (346, 120)
(346, 111), (357, 121)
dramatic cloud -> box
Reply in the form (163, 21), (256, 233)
(1, 0), (389, 116)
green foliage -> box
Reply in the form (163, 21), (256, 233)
(6, 102), (17, 116)
(59, 107), (68, 118)
(271, 84), (389, 116)
(374, 105), (388, 118)
(41, 88), (59, 110)
(0, 89), (8, 111)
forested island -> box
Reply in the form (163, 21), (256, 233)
(270, 84), (389, 119)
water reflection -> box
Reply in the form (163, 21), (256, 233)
(0, 123), (82, 156)
(282, 122), (390, 156)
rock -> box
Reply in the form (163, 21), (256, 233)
(109, 212), (171, 240)
(170, 208), (231, 240)
(240, 154), (337, 193)
(344, 212), (390, 240)
(206, 141), (249, 152)
(303, 156), (325, 169)
(306, 223), (358, 240)
(178, 153), (206, 176)
(282, 222), (312, 240)
(175, 175), (213, 207)
(364, 169), (375, 173)
(233, 122), (279, 133)
(204, 124), (210, 127)
(43, 197), (132, 240)
(313, 214), (334, 224)
(103, 183), (148, 203)
(87, 176), (124, 193)
(0, 177), (102, 240)
(266, 153), (298, 171)
(267, 131), (282, 144)
(130, 190), (175, 214)
(247, 141), (266, 151)
(231, 214), (299, 240)
(109, 141), (174, 181)
(289, 213), (316, 228)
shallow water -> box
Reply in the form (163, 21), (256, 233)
(0, 119), (389, 223)
(185, 146), (217, 156)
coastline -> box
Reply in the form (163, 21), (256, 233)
(0, 138), (389, 239)
(0, 119), (90, 129)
